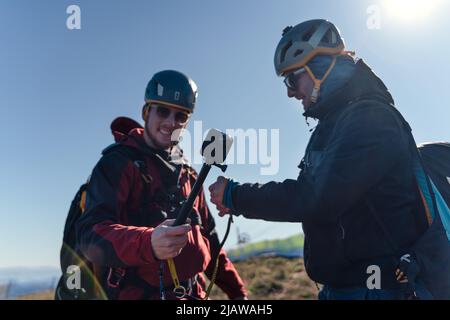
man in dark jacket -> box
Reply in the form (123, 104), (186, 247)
(77, 70), (247, 300)
(209, 19), (431, 299)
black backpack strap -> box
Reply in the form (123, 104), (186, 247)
(62, 183), (88, 242)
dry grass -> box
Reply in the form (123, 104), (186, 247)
(16, 290), (55, 300)
(208, 256), (318, 300)
(15, 256), (318, 300)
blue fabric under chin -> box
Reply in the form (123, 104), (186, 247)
(307, 54), (357, 104)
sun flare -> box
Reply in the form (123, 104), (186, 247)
(383, 0), (443, 21)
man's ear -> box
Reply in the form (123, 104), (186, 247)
(142, 104), (149, 121)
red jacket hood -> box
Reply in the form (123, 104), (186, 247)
(110, 116), (146, 149)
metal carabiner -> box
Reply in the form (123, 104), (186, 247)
(173, 285), (187, 299)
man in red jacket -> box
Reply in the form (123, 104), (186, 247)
(76, 70), (247, 300)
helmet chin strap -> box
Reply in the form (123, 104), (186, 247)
(304, 56), (337, 103)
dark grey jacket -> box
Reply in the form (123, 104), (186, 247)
(232, 60), (427, 288)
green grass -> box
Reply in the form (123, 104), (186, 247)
(226, 234), (304, 259)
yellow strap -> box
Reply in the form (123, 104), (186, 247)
(167, 258), (187, 299)
(167, 214), (233, 300)
(304, 56), (337, 103)
(321, 56), (337, 83)
(167, 258), (182, 288)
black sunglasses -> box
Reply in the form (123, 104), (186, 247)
(152, 105), (190, 124)
(284, 67), (306, 90)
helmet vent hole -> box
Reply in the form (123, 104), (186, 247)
(294, 49), (304, 57)
(280, 41), (292, 63)
(321, 30), (335, 44)
(302, 26), (316, 42)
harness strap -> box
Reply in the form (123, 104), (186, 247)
(165, 213), (234, 300)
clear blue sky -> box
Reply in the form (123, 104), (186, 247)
(1, 0), (449, 268)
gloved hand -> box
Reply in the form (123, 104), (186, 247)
(395, 253), (421, 299)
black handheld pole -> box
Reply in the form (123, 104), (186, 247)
(166, 129), (233, 300)
(172, 128), (232, 226)
(173, 164), (211, 226)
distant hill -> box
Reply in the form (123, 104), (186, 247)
(0, 266), (59, 283)
(0, 266), (59, 299)
(227, 234), (304, 261)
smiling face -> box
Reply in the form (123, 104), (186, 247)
(286, 70), (315, 111)
(143, 104), (190, 150)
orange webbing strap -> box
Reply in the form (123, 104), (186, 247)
(167, 258), (186, 298)
(304, 56), (337, 103)
(342, 50), (356, 56)
(418, 187), (434, 226)
(80, 190), (87, 213)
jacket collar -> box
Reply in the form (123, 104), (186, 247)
(303, 59), (395, 121)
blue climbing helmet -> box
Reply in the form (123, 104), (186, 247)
(143, 70), (198, 120)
